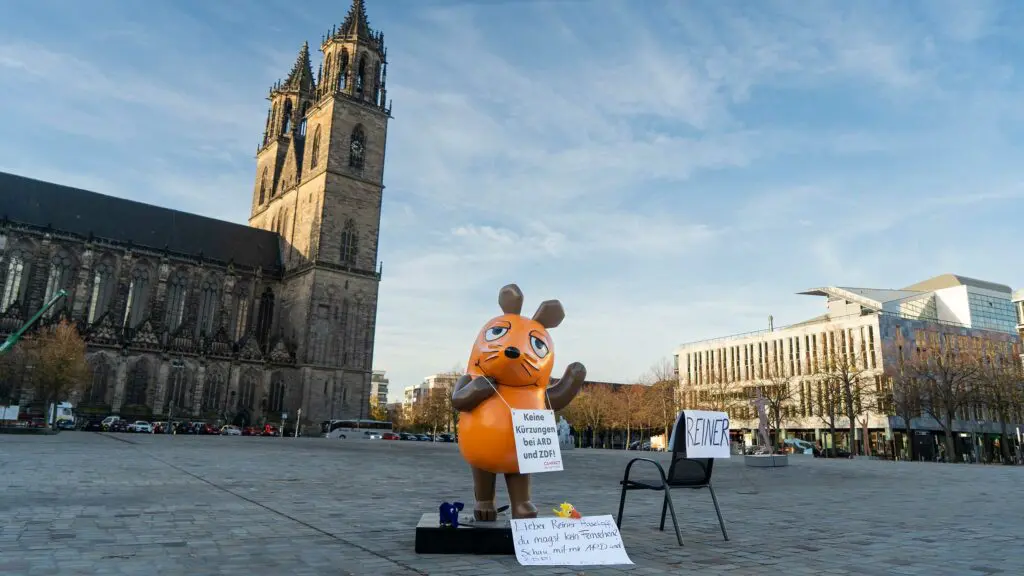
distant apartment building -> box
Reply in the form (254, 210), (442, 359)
(675, 274), (1021, 459)
(403, 372), (461, 407)
(370, 370), (389, 407)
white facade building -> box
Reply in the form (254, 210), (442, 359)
(674, 274), (1021, 455)
(402, 372), (460, 407)
(369, 370), (389, 408)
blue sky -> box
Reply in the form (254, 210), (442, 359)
(3, 0), (1024, 401)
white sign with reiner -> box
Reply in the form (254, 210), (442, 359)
(667, 410), (731, 459)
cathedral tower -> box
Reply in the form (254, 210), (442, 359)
(249, 0), (391, 423)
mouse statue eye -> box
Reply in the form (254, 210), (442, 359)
(484, 326), (509, 341)
(530, 335), (549, 358)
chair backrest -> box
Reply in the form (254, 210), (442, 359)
(666, 410), (715, 487)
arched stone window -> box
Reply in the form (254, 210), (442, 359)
(203, 368), (225, 413)
(337, 49), (349, 91)
(355, 54), (367, 97)
(310, 126), (321, 169)
(87, 259), (116, 324)
(43, 248), (74, 316)
(282, 99), (293, 133)
(164, 270), (188, 331)
(166, 364), (192, 413)
(1, 251), (27, 312)
(255, 288), (275, 349)
(195, 277), (220, 338)
(258, 168), (268, 204)
(340, 219), (358, 266)
(239, 374), (258, 412)
(232, 282), (251, 340)
(125, 358), (150, 406)
(348, 125), (365, 169)
(269, 374), (285, 414)
(123, 266), (151, 328)
(86, 357), (112, 406)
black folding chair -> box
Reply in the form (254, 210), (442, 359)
(615, 424), (729, 545)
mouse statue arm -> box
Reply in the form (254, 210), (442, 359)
(546, 362), (587, 412)
(451, 373), (497, 412)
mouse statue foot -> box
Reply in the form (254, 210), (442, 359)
(471, 467), (498, 521)
(505, 472), (538, 519)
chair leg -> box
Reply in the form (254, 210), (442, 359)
(616, 485), (628, 528)
(659, 495), (668, 531)
(708, 484), (729, 541)
(663, 490), (683, 546)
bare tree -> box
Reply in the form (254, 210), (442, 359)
(611, 384), (649, 449)
(886, 372), (924, 461)
(904, 339), (982, 463)
(817, 350), (873, 455)
(978, 350), (1024, 464)
(0, 343), (30, 406)
(755, 372), (797, 450)
(642, 358), (680, 444)
(26, 321), (90, 427)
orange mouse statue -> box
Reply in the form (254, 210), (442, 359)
(452, 283), (587, 521)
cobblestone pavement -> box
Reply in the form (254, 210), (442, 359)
(1, 433), (1022, 575)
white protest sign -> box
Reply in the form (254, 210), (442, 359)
(667, 410), (731, 459)
(510, 409), (562, 474)
(511, 515), (633, 566)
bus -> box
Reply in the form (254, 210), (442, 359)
(320, 419), (392, 439)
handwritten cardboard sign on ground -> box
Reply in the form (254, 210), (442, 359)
(510, 409), (563, 474)
(668, 410), (731, 459)
(511, 515), (633, 566)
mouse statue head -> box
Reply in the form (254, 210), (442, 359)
(467, 284), (564, 388)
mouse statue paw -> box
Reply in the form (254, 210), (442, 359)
(474, 500), (497, 522)
(511, 500), (538, 519)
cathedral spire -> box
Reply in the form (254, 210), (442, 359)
(340, 0), (371, 40)
(283, 41), (315, 94)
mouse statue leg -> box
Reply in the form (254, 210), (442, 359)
(471, 467), (498, 521)
(504, 472), (538, 519)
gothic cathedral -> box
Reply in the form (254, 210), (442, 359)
(0, 0), (390, 433)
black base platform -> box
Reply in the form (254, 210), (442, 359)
(414, 513), (515, 555)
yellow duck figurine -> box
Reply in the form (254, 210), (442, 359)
(553, 502), (582, 519)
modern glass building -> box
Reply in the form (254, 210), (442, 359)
(675, 274), (1021, 459)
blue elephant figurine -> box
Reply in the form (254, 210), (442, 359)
(439, 501), (465, 528)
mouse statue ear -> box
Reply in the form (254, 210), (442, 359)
(532, 300), (565, 329)
(498, 284), (524, 315)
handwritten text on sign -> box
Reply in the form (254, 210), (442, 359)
(511, 515), (633, 566)
(510, 409), (563, 474)
(668, 410), (731, 459)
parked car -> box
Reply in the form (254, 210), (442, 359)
(416, 434), (432, 442)
(814, 446), (852, 459)
(109, 419), (130, 433)
(56, 419), (76, 430)
(381, 432), (400, 440)
(436, 433), (455, 443)
(220, 425), (242, 436)
(130, 421), (153, 433)
(261, 424), (280, 437)
(363, 431), (382, 440)
(81, 419), (104, 432)
(399, 432), (417, 441)
(101, 415), (122, 431)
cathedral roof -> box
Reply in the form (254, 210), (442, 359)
(0, 171), (281, 271)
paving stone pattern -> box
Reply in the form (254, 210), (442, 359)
(1, 433), (1022, 575)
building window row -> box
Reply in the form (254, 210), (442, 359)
(682, 325), (878, 386)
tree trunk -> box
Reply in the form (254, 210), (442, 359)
(999, 419), (1011, 464)
(845, 388), (857, 456)
(903, 423), (914, 461)
(943, 413), (957, 462)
